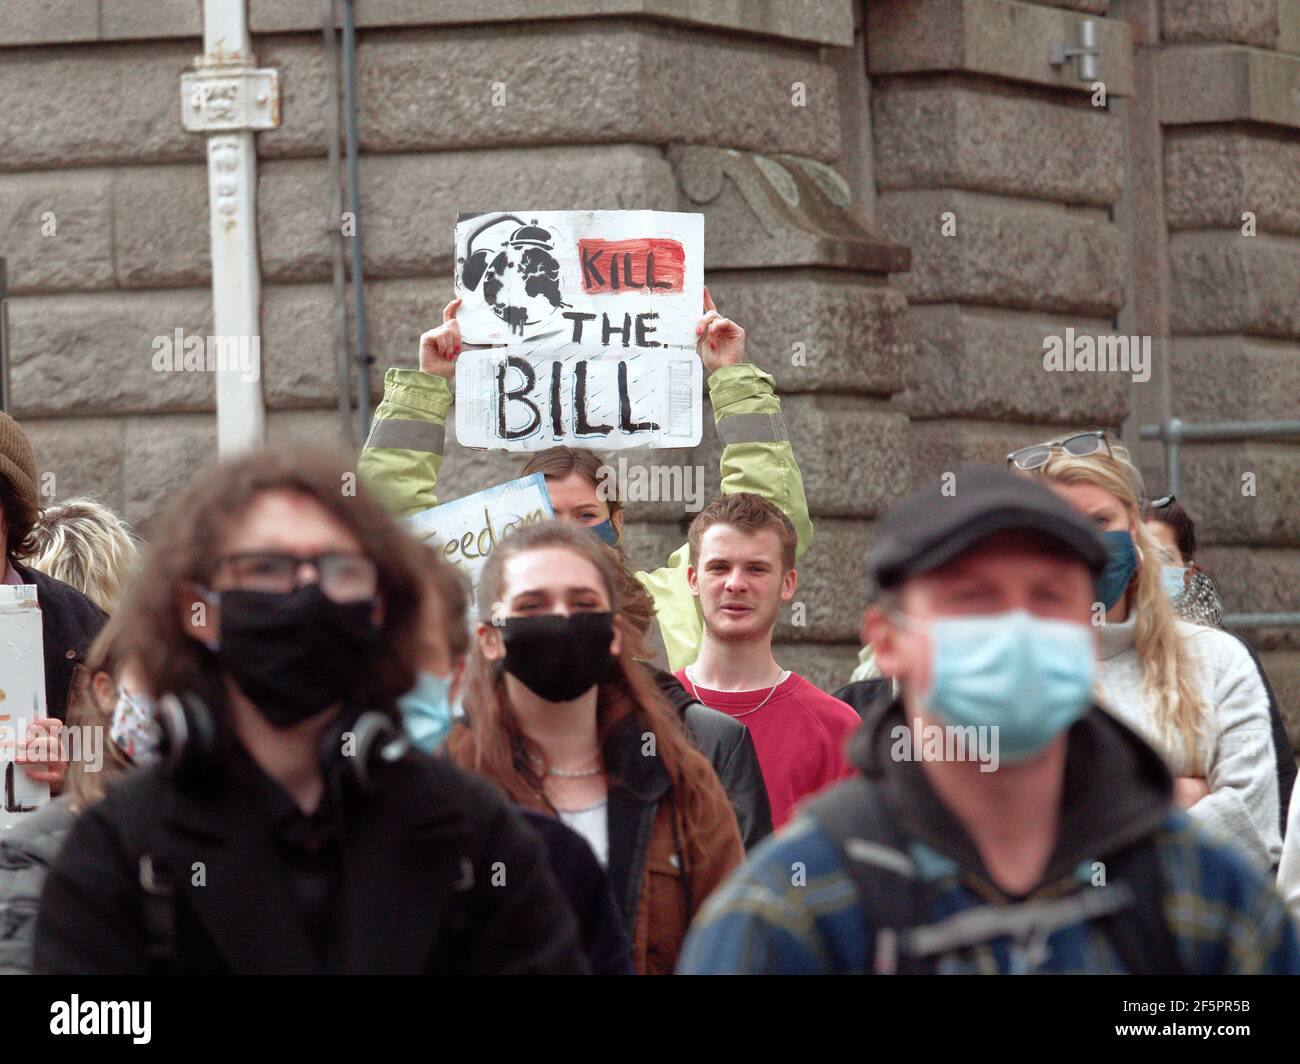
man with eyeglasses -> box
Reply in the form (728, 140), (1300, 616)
(35, 450), (587, 974)
(680, 468), (1300, 974)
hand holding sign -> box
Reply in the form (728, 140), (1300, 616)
(418, 298), (464, 379)
(697, 286), (745, 372)
(17, 717), (66, 789)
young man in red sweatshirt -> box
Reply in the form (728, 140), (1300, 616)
(677, 493), (861, 828)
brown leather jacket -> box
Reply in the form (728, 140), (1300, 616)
(447, 704), (744, 975)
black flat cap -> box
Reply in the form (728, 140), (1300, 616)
(867, 466), (1108, 596)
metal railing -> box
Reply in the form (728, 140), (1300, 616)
(1140, 417), (1300, 631)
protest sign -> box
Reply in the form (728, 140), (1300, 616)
(406, 474), (555, 601)
(453, 210), (704, 348)
(455, 344), (702, 451)
(0, 585), (50, 827)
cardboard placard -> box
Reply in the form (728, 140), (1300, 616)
(0, 585), (50, 827)
(453, 210), (704, 348)
(405, 474), (555, 600)
(455, 344), (702, 451)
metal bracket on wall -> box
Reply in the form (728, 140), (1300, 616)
(181, 66), (281, 133)
(1049, 19), (1099, 82)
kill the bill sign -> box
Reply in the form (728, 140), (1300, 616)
(452, 210), (704, 452)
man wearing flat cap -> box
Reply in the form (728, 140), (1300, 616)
(0, 413), (106, 792)
(680, 467), (1299, 974)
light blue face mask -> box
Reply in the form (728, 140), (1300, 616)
(1095, 530), (1139, 611)
(397, 671), (455, 755)
(587, 517), (619, 546)
(1159, 565), (1187, 601)
(905, 609), (1096, 762)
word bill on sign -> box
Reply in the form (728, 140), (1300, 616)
(453, 210), (704, 347)
(455, 345), (702, 452)
(405, 474), (555, 600)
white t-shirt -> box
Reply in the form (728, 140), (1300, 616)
(557, 801), (609, 868)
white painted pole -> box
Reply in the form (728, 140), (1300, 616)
(199, 0), (267, 455)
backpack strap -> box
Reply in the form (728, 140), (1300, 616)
(1093, 836), (1184, 975)
(804, 776), (934, 974)
(808, 776), (1182, 974)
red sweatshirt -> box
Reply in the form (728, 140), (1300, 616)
(675, 670), (861, 829)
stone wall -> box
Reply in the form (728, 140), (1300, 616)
(1, 0), (1296, 710)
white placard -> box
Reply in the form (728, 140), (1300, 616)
(453, 210), (704, 348)
(0, 585), (50, 828)
(406, 473), (556, 600)
(455, 345), (702, 452)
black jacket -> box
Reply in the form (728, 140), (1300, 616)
(649, 667), (773, 850)
(16, 564), (107, 721)
(518, 809), (633, 975)
(33, 738), (588, 975)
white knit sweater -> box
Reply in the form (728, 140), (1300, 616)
(1096, 617), (1281, 868)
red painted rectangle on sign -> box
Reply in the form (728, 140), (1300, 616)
(578, 238), (686, 294)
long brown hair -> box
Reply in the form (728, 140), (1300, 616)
(64, 616), (136, 812)
(1029, 443), (1207, 768)
(116, 448), (427, 734)
(459, 520), (695, 808)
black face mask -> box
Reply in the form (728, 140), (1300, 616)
(211, 584), (381, 728)
(499, 612), (616, 703)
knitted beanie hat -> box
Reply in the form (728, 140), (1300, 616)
(0, 412), (38, 510)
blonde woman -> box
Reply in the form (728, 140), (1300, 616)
(1010, 433), (1280, 867)
(29, 498), (140, 614)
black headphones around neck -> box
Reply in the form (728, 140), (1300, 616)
(154, 692), (411, 794)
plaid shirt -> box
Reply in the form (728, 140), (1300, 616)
(678, 809), (1300, 974)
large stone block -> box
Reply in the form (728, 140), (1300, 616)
(122, 414), (219, 534)
(7, 290), (215, 418)
(0, 170), (114, 294)
(906, 419), (1094, 489)
(0, 0), (97, 46)
(1160, 0), (1300, 52)
(701, 271), (909, 397)
(259, 145), (678, 284)
(1177, 443), (1300, 547)
(261, 283), (338, 410)
(772, 642), (864, 694)
(1164, 129), (1300, 236)
(877, 190), (1126, 316)
(896, 305), (1131, 424)
(257, 24), (840, 162)
(867, 0), (1134, 96)
(774, 517), (874, 642)
(266, 408), (355, 463)
(100, 0), (202, 40)
(1195, 547), (1300, 650)
(1168, 232), (1300, 338)
(1159, 45), (1300, 130)
(22, 417), (126, 515)
(249, 0), (856, 46)
(872, 77), (1123, 207)
(1170, 336), (1300, 421)
(113, 165), (211, 289)
(0, 43), (203, 171)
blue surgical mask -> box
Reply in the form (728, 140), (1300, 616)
(1095, 530), (1139, 610)
(1159, 565), (1186, 601)
(397, 672), (455, 755)
(588, 518), (619, 546)
(909, 609), (1096, 762)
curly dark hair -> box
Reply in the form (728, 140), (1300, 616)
(116, 448), (427, 738)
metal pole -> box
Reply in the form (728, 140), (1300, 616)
(322, 0), (353, 444)
(340, 0), (372, 440)
(191, 0), (271, 456)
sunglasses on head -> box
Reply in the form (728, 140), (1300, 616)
(1149, 494), (1176, 510)
(1007, 430), (1112, 471)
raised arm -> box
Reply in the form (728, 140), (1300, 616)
(357, 299), (461, 518)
